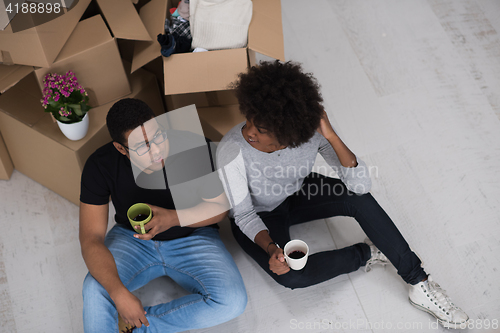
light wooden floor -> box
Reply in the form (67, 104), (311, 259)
(1, 1), (499, 332)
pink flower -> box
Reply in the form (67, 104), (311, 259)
(40, 71), (89, 119)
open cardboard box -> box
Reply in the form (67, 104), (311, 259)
(34, 15), (131, 107)
(0, 0), (91, 67)
(0, 0), (151, 68)
(132, 0), (285, 95)
(0, 65), (164, 205)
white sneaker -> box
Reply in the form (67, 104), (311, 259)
(364, 238), (390, 272)
(409, 275), (469, 329)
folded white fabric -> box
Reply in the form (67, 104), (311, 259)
(191, 0), (253, 51)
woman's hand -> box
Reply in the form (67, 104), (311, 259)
(133, 204), (179, 240)
(268, 245), (290, 275)
(316, 110), (337, 140)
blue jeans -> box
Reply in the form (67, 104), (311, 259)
(231, 173), (427, 289)
(82, 225), (247, 333)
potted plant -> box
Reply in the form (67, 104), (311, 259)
(40, 70), (92, 141)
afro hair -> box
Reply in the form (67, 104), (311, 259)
(233, 60), (324, 148)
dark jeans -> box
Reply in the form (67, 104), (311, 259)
(231, 173), (427, 289)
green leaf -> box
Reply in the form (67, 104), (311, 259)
(81, 102), (91, 112)
(69, 104), (83, 116)
(58, 116), (70, 122)
(45, 105), (59, 115)
(48, 99), (60, 108)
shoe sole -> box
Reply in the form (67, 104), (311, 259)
(365, 262), (388, 272)
(409, 298), (469, 329)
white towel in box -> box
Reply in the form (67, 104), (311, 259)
(191, 0), (253, 51)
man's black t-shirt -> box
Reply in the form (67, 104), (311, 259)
(80, 130), (223, 240)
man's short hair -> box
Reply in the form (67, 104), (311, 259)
(106, 98), (155, 145)
(233, 60), (324, 148)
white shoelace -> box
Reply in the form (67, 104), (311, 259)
(427, 280), (460, 315)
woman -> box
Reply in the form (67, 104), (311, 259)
(217, 61), (468, 329)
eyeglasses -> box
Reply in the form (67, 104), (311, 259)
(120, 129), (168, 156)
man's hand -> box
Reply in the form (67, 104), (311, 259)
(268, 245), (290, 275)
(133, 204), (179, 240)
(113, 289), (149, 329)
(316, 110), (337, 140)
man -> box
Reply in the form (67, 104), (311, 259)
(217, 61), (469, 329)
(79, 98), (246, 332)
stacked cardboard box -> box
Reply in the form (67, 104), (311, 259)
(34, 14), (131, 107)
(0, 0), (285, 202)
(0, 67), (163, 204)
(0, 0), (93, 67)
(0, 0), (154, 184)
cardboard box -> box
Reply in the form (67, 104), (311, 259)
(164, 89), (245, 141)
(165, 90), (238, 111)
(34, 15), (131, 107)
(0, 66), (164, 205)
(163, 89), (245, 142)
(0, 0), (91, 67)
(0, 132), (14, 180)
(131, 0), (285, 95)
(0, 64), (34, 93)
(0, 0), (151, 67)
(197, 104), (246, 142)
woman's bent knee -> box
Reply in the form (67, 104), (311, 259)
(273, 272), (308, 290)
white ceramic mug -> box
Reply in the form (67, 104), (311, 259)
(284, 239), (309, 270)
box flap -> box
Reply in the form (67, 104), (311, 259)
(0, 64), (34, 93)
(248, 0), (285, 62)
(0, 73), (45, 127)
(54, 15), (111, 62)
(163, 48), (248, 95)
(96, 0), (151, 41)
(0, 0), (17, 31)
(131, 0), (168, 72)
(0, 132), (14, 180)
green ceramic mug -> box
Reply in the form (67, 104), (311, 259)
(127, 203), (152, 234)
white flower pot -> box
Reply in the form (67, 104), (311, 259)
(57, 113), (89, 141)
